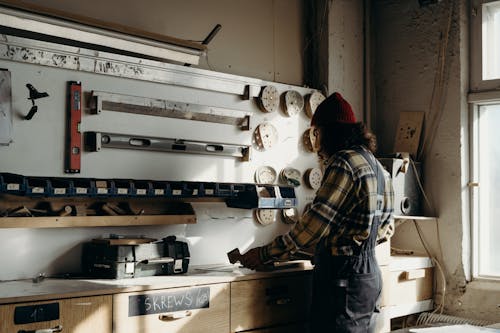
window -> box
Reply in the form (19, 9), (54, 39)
(470, 0), (500, 279)
(471, 0), (500, 90)
(482, 1), (500, 80)
(472, 104), (500, 278)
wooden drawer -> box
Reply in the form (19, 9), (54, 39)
(0, 295), (112, 333)
(381, 260), (434, 306)
(113, 283), (229, 333)
(230, 274), (312, 332)
(375, 240), (391, 266)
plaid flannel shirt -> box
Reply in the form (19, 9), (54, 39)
(260, 147), (394, 262)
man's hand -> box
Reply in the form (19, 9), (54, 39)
(240, 247), (265, 270)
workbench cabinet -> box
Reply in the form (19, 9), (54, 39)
(0, 295), (112, 333)
(230, 274), (312, 332)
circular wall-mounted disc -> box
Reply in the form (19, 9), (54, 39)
(254, 166), (277, 184)
(283, 90), (304, 117)
(305, 91), (326, 118)
(302, 127), (318, 153)
(255, 209), (276, 225)
(279, 167), (301, 187)
(259, 85), (279, 113)
(304, 167), (323, 190)
(281, 207), (299, 225)
(255, 122), (278, 150)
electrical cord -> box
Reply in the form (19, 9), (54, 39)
(418, 0), (455, 161)
(413, 219), (447, 314)
(395, 157), (447, 314)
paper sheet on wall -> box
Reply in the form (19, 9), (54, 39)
(0, 69), (13, 145)
(394, 111), (424, 157)
(410, 324), (500, 333)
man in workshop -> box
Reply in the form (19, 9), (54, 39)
(240, 92), (394, 333)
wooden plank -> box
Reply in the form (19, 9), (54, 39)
(0, 214), (196, 228)
(91, 237), (158, 245)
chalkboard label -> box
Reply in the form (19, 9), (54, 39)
(128, 286), (210, 317)
(14, 302), (59, 324)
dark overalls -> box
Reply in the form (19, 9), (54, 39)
(310, 150), (385, 333)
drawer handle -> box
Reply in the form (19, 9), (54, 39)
(271, 297), (292, 305)
(403, 269), (426, 280)
(139, 257), (174, 265)
(18, 325), (63, 333)
(159, 310), (192, 321)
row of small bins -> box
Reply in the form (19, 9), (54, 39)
(0, 173), (253, 198)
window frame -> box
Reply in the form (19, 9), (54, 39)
(470, 0), (500, 91)
(468, 92), (500, 280)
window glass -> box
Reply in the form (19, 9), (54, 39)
(482, 1), (500, 80)
(477, 104), (500, 276)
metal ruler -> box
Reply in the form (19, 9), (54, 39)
(90, 91), (250, 130)
(84, 132), (251, 161)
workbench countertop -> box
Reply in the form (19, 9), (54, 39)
(0, 262), (313, 304)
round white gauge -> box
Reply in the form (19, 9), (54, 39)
(258, 85), (279, 113)
(280, 167), (301, 187)
(255, 209), (276, 226)
(305, 91), (326, 118)
(254, 122), (279, 150)
(302, 127), (318, 153)
(304, 167), (323, 190)
(255, 166), (277, 184)
(283, 90), (304, 117)
(281, 207), (299, 225)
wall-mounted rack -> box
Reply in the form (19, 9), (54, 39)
(0, 173), (297, 216)
(90, 90), (251, 130)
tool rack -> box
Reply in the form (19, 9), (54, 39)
(0, 173), (298, 229)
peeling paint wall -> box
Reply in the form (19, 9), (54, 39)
(373, 0), (500, 322)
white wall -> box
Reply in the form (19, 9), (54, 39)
(8, 0), (305, 85)
(0, 55), (319, 281)
(373, 0), (500, 322)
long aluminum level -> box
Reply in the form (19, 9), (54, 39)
(84, 132), (251, 161)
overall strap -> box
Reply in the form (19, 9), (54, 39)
(357, 148), (385, 251)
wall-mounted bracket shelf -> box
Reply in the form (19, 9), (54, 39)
(0, 173), (298, 228)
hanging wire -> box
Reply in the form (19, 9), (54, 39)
(418, 0), (455, 161)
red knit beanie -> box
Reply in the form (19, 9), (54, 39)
(312, 92), (357, 125)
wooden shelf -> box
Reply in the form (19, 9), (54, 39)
(394, 215), (436, 221)
(393, 215), (437, 228)
(0, 214), (196, 228)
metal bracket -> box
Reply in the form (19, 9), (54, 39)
(90, 90), (251, 130)
(84, 131), (251, 161)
